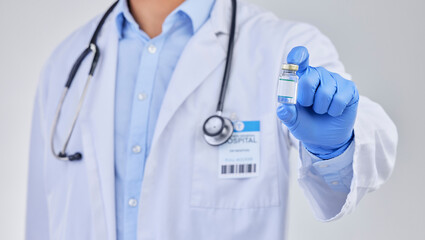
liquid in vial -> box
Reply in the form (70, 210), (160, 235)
(277, 63), (299, 104)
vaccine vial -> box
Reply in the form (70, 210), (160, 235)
(277, 63), (299, 104)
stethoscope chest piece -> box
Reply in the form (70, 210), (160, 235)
(203, 115), (234, 146)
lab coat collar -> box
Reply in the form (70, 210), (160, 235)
(149, 0), (230, 156)
(209, 0), (235, 35)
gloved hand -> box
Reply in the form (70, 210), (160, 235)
(277, 46), (359, 159)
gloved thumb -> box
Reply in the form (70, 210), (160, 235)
(287, 46), (309, 75)
(276, 104), (297, 128)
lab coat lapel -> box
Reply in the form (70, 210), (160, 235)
(80, 18), (118, 240)
(151, 20), (226, 149)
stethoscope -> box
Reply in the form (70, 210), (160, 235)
(51, 0), (237, 161)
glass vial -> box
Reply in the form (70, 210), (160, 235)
(277, 63), (299, 104)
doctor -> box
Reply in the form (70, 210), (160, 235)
(26, 0), (398, 239)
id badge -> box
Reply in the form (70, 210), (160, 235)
(218, 121), (260, 179)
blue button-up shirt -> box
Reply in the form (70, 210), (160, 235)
(113, 0), (215, 239)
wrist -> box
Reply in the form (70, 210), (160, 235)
(303, 131), (355, 160)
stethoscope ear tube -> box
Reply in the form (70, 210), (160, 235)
(65, 0), (118, 89)
(50, 45), (97, 161)
(65, 43), (99, 88)
(65, 47), (91, 88)
(51, 1), (119, 161)
(51, 70), (94, 161)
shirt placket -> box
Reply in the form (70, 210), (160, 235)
(123, 35), (166, 238)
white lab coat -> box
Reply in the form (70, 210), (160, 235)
(26, 0), (398, 239)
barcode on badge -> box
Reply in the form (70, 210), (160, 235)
(221, 164), (257, 175)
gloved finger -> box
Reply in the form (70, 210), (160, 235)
(312, 67), (337, 114)
(276, 104), (298, 129)
(297, 67), (320, 107)
(328, 72), (359, 116)
(287, 46), (309, 75)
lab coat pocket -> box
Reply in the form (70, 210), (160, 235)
(190, 114), (280, 209)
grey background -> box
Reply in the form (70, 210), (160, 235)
(0, 0), (424, 239)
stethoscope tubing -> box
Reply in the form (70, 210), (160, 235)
(216, 0), (237, 113)
(51, 0), (237, 160)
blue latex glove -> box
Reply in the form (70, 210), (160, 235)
(277, 46), (359, 159)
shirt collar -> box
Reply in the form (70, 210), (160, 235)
(115, 0), (140, 38)
(115, 0), (216, 38)
(178, 0), (216, 33)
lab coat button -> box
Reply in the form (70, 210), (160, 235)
(132, 145), (141, 153)
(128, 198), (138, 207)
(148, 44), (157, 54)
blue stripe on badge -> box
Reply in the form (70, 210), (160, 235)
(233, 121), (260, 132)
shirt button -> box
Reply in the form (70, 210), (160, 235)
(331, 181), (339, 185)
(319, 164), (329, 168)
(138, 93), (147, 101)
(132, 145), (141, 153)
(148, 44), (157, 54)
(128, 198), (138, 207)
